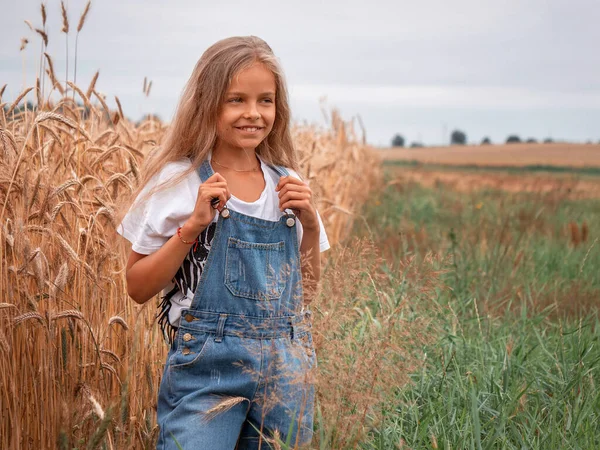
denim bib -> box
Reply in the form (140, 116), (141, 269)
(184, 158), (303, 318)
(156, 158), (315, 449)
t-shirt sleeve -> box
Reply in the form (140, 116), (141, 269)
(117, 161), (199, 255)
(316, 210), (331, 252)
(287, 168), (331, 253)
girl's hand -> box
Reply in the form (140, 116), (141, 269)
(187, 172), (231, 233)
(275, 176), (319, 232)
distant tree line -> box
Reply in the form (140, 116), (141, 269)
(390, 129), (580, 147)
(391, 133), (424, 148)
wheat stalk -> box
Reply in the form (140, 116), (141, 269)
(0, 327), (10, 353)
(0, 303), (19, 312)
(34, 111), (93, 142)
(85, 71), (100, 100)
(35, 28), (48, 47)
(14, 312), (46, 326)
(92, 89), (111, 119)
(67, 81), (92, 110)
(43, 53), (60, 89)
(74, 1), (92, 91)
(5, 87), (34, 116)
(108, 316), (129, 331)
(51, 310), (86, 321)
(38, 123), (62, 142)
(55, 234), (80, 262)
(51, 262), (70, 297)
(40, 3), (47, 26)
(203, 396), (250, 422)
(99, 348), (120, 363)
(114, 96), (125, 121)
(100, 362), (120, 383)
(77, 1), (92, 32)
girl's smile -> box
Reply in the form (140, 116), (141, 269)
(235, 126), (264, 133)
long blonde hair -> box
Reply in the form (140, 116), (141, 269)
(126, 36), (298, 214)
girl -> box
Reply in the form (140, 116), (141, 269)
(118, 36), (330, 449)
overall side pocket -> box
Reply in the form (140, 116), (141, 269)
(168, 329), (211, 370)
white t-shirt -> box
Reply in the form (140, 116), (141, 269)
(117, 153), (330, 332)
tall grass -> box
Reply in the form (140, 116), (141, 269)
(0, 96), (387, 448)
(356, 167), (600, 449)
(1, 5), (412, 448)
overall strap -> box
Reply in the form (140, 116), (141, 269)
(197, 159), (214, 183)
(266, 163), (290, 178)
(266, 164), (298, 225)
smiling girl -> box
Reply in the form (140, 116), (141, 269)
(118, 36), (329, 449)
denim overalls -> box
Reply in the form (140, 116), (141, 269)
(156, 159), (316, 449)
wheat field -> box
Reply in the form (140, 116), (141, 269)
(0, 60), (420, 447)
(2, 6), (430, 449)
(379, 143), (600, 168)
(4, 4), (598, 449)
(387, 166), (600, 199)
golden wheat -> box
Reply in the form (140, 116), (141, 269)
(1, 55), (385, 449)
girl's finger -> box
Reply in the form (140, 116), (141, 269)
(202, 188), (228, 206)
(277, 185), (310, 202)
(203, 181), (228, 188)
(278, 184), (310, 196)
(206, 172), (227, 183)
(200, 180), (231, 200)
(281, 199), (312, 212)
(276, 176), (306, 191)
(279, 191), (310, 206)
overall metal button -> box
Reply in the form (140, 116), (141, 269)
(184, 314), (194, 322)
(221, 207), (230, 219)
(285, 215), (295, 227)
(181, 347), (191, 356)
(183, 333), (192, 342)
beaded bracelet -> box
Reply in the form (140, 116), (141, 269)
(177, 226), (199, 251)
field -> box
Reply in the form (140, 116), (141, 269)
(2, 84), (600, 448)
(379, 143), (600, 168)
(1, 7), (599, 446)
(2, 99), (600, 449)
(355, 164), (600, 448)
(386, 165), (600, 199)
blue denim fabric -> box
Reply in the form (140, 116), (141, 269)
(157, 160), (316, 449)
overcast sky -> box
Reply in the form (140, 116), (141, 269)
(2, 0), (599, 146)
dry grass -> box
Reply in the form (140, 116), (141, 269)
(388, 166), (600, 199)
(0, 76), (384, 448)
(380, 143), (600, 168)
(0, 6), (398, 448)
(312, 240), (442, 447)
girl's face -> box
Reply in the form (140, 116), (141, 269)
(215, 63), (276, 155)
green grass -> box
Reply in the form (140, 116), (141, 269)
(382, 159), (600, 177)
(352, 169), (600, 449)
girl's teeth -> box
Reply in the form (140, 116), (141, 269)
(240, 127), (258, 131)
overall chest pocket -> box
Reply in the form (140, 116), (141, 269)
(225, 237), (288, 301)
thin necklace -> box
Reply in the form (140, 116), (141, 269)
(212, 158), (260, 172)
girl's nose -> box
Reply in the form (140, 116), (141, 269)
(244, 103), (260, 120)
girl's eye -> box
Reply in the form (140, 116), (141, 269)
(228, 97), (242, 103)
(262, 98), (274, 103)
